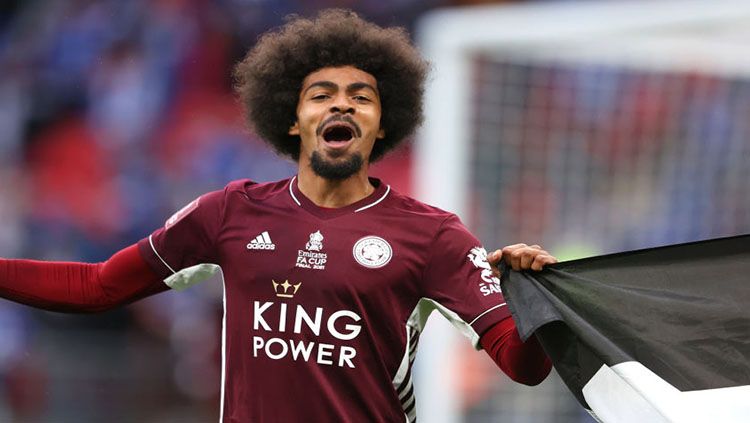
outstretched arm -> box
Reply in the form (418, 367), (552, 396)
(480, 317), (552, 385)
(0, 244), (166, 313)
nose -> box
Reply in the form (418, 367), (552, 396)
(330, 94), (355, 115)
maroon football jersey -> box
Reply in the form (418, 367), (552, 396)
(137, 177), (510, 422)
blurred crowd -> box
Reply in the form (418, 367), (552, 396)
(468, 58), (750, 259)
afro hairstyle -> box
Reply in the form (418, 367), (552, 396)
(233, 9), (429, 162)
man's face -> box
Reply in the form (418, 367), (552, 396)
(289, 66), (385, 180)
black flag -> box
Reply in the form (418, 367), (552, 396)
(501, 235), (750, 422)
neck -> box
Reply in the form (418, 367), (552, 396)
(296, 165), (374, 208)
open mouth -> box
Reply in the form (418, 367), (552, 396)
(322, 124), (355, 143)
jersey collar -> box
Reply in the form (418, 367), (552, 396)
(288, 175), (391, 219)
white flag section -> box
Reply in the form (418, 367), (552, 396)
(583, 362), (750, 422)
(500, 235), (750, 423)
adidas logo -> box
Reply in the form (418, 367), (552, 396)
(247, 231), (276, 250)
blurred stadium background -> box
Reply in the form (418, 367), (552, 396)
(1, 0), (750, 421)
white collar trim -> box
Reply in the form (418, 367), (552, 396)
(355, 185), (391, 213)
(289, 175), (391, 212)
(289, 176), (302, 206)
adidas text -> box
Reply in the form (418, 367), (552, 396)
(248, 232), (276, 250)
(248, 243), (276, 250)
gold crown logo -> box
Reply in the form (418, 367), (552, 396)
(272, 280), (301, 298)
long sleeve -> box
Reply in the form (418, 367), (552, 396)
(480, 316), (552, 385)
(0, 244), (167, 313)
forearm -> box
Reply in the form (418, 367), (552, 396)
(480, 317), (552, 385)
(0, 245), (167, 313)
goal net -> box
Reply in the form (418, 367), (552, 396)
(413, 1), (750, 421)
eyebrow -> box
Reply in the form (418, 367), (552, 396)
(303, 81), (378, 95)
(347, 82), (378, 94)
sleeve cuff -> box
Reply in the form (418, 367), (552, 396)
(470, 302), (512, 347)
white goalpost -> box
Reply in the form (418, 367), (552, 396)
(413, 1), (750, 421)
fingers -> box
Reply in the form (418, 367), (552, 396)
(487, 249), (502, 264)
(488, 249), (503, 278)
(501, 243), (534, 271)
(531, 254), (557, 271)
(500, 243), (557, 271)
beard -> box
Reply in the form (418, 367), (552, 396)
(310, 150), (364, 180)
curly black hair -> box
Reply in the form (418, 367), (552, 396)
(233, 9), (429, 162)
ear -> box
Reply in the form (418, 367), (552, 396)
(376, 128), (385, 139)
(288, 121), (300, 136)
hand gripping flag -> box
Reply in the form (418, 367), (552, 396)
(500, 235), (750, 423)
